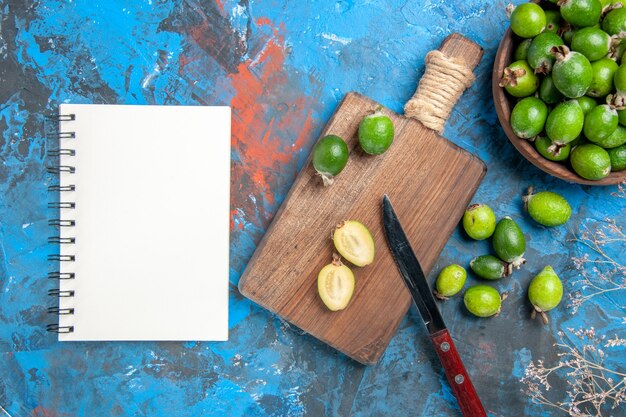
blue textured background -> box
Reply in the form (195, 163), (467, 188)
(1, 1), (624, 416)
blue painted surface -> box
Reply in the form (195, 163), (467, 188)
(0, 0), (624, 416)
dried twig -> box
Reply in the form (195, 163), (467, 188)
(568, 219), (626, 314)
(521, 328), (626, 416)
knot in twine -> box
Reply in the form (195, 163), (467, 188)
(404, 50), (475, 134)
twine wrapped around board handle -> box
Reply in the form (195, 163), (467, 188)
(404, 43), (478, 134)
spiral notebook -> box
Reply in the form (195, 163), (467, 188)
(48, 104), (230, 341)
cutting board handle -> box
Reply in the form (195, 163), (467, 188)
(404, 33), (483, 133)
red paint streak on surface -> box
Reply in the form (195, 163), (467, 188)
(229, 37), (316, 226)
(29, 407), (57, 417)
(257, 17), (272, 26)
(215, 0), (224, 11)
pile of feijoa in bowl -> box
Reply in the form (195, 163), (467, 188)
(501, 0), (626, 180)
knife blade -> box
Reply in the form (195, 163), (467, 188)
(382, 195), (487, 417)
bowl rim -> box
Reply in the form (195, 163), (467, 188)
(492, 27), (626, 186)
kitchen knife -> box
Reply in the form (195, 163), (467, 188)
(382, 195), (487, 417)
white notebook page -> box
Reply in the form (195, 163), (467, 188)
(56, 104), (230, 341)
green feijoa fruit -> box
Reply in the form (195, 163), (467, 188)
(493, 217), (526, 269)
(546, 100), (585, 145)
(462, 204), (496, 240)
(434, 264), (467, 299)
(333, 221), (375, 267)
(510, 3), (547, 38)
(535, 135), (571, 161)
(598, 0), (610, 7)
(595, 124), (626, 148)
(576, 96), (598, 115)
(552, 46), (593, 98)
(514, 38), (533, 61)
(523, 189), (572, 227)
(539, 75), (564, 104)
(528, 32), (565, 74)
(614, 63), (626, 94)
(608, 144), (626, 170)
(499, 60), (540, 97)
(470, 255), (510, 280)
(544, 10), (562, 34)
(618, 109), (626, 126)
(587, 58), (619, 97)
(602, 7), (626, 35)
(317, 255), (355, 311)
(528, 266), (563, 324)
(358, 111), (394, 155)
(561, 0), (602, 28)
(570, 143), (612, 179)
(464, 285), (503, 318)
(583, 104), (619, 143)
(571, 27), (611, 61)
(510, 97), (549, 139)
(312, 135), (349, 186)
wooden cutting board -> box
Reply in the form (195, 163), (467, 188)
(238, 34), (486, 364)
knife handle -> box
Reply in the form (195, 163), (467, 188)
(430, 329), (487, 417)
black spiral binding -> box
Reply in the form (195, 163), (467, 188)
(47, 112), (76, 335)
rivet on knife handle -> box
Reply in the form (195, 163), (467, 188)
(431, 330), (487, 417)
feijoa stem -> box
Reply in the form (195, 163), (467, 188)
(522, 186), (534, 212)
(550, 45), (569, 62)
(317, 171), (335, 187)
(433, 290), (449, 301)
(608, 93), (626, 111)
(494, 291), (508, 317)
(532, 305), (550, 325)
(505, 3), (515, 18)
(331, 253), (342, 266)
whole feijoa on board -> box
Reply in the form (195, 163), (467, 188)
(510, 3), (547, 38)
(570, 27), (611, 62)
(434, 264), (467, 299)
(570, 143), (612, 179)
(596, 124), (626, 148)
(575, 96), (597, 115)
(528, 266), (563, 324)
(499, 60), (540, 97)
(551, 46), (593, 98)
(492, 217), (526, 269)
(608, 144), (626, 171)
(312, 135), (349, 186)
(602, 6), (626, 35)
(514, 38), (533, 61)
(523, 189), (572, 227)
(317, 255), (355, 311)
(358, 111), (394, 155)
(587, 58), (619, 98)
(332, 220), (375, 267)
(470, 255), (511, 280)
(583, 104), (619, 143)
(560, 0), (602, 28)
(528, 32), (565, 74)
(464, 285), (503, 318)
(539, 75), (564, 104)
(535, 136), (571, 161)
(546, 100), (585, 145)
(462, 204), (497, 240)
(510, 97), (549, 139)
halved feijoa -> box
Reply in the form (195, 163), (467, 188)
(333, 220), (375, 267)
(317, 255), (355, 311)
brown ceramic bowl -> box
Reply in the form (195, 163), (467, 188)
(492, 28), (626, 186)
